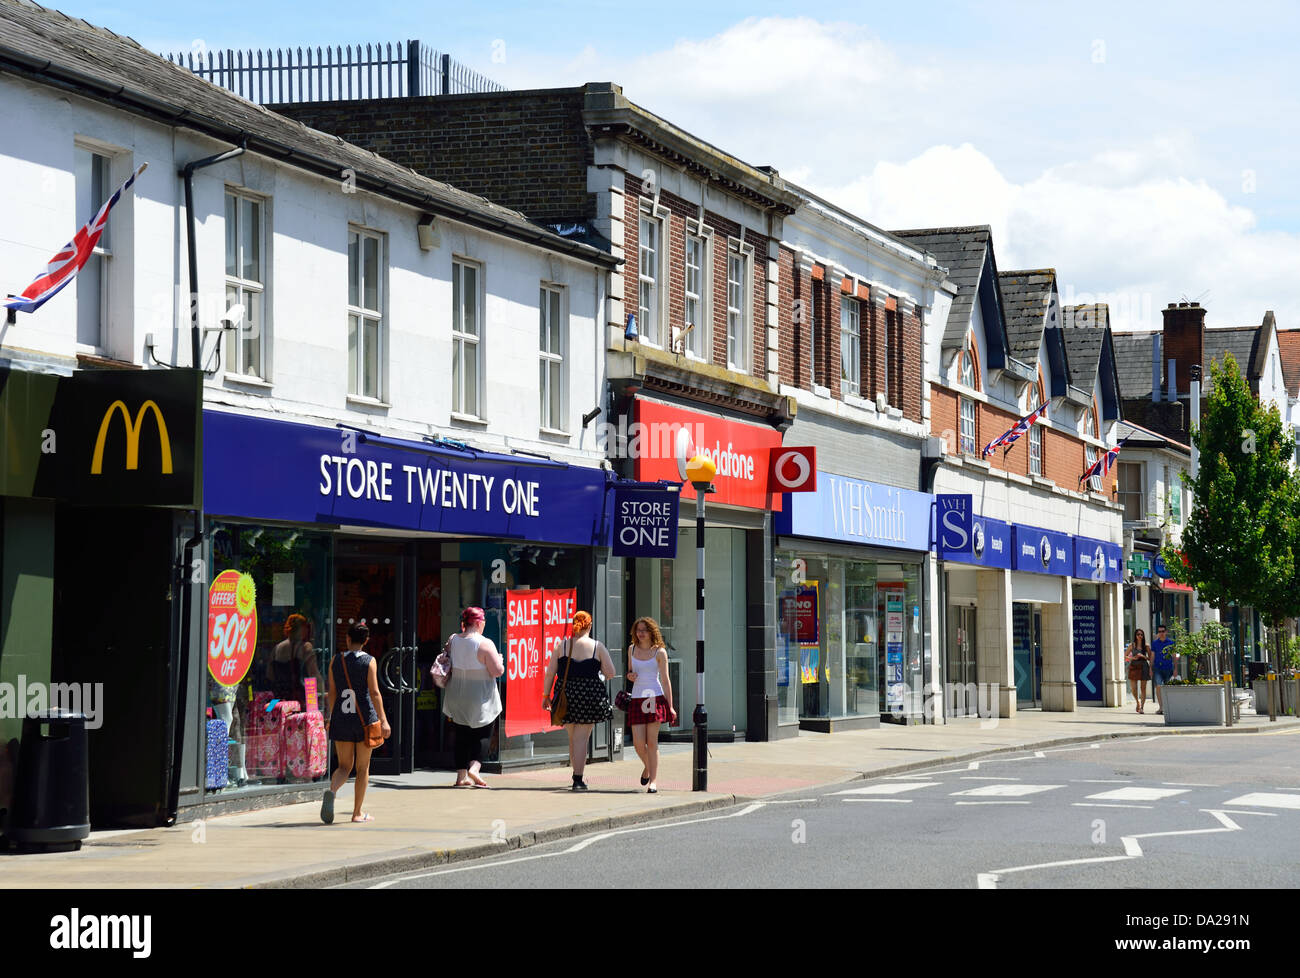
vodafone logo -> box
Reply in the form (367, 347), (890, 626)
(769, 447), (817, 492)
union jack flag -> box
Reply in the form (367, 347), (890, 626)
(1080, 439), (1127, 485)
(4, 162), (148, 315)
(981, 401), (1047, 457)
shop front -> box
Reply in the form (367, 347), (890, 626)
(774, 472), (933, 729)
(940, 514), (1012, 719)
(196, 410), (624, 805)
(1071, 536), (1123, 704)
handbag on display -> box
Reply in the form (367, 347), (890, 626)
(338, 654), (385, 748)
(549, 639), (572, 726)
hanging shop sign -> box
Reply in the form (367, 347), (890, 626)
(1073, 536), (1124, 583)
(776, 471), (932, 551)
(504, 588), (576, 738)
(1012, 523), (1073, 577)
(207, 570), (258, 687)
(769, 447), (818, 493)
(611, 485), (680, 558)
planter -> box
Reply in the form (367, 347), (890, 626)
(1252, 677), (1299, 716)
(1254, 679), (1271, 714)
(1162, 684), (1227, 726)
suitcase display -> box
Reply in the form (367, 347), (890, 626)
(281, 711), (327, 781)
(248, 699), (301, 779)
(205, 718), (229, 789)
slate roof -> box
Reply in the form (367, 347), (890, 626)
(1276, 329), (1300, 396)
(1062, 304), (1109, 330)
(1204, 326), (1260, 379)
(0, 0), (618, 268)
(997, 269), (1057, 362)
(1112, 331), (1157, 400)
(891, 226), (992, 348)
(1061, 326), (1106, 393)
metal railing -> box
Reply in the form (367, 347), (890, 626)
(165, 39), (506, 104)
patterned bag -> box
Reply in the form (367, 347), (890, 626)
(281, 711), (328, 780)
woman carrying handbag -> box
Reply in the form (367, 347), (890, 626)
(441, 607), (504, 788)
(542, 612), (615, 791)
(321, 622), (390, 824)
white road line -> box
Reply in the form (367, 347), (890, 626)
(955, 801), (1032, 806)
(1162, 782), (1217, 787)
(368, 802), (768, 888)
(960, 776), (1022, 781)
(759, 799), (821, 804)
(1070, 779), (1133, 783)
(1085, 787), (1190, 802)
(1072, 803), (1154, 810)
(835, 782), (939, 795)
(843, 798), (913, 803)
(1222, 792), (1300, 810)
(951, 783), (1063, 797)
(1213, 810), (1277, 817)
(978, 810), (1244, 889)
(1041, 743), (1101, 754)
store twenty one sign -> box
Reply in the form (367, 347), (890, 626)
(611, 486), (679, 558)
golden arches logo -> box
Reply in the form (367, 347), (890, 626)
(90, 399), (173, 474)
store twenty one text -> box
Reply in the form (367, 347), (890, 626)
(318, 455), (541, 516)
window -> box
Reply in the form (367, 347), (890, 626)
(1118, 461), (1144, 522)
(683, 233), (706, 358)
(75, 147), (112, 348)
(960, 397), (976, 455)
(1085, 403), (1097, 439)
(539, 284), (566, 430)
(1029, 423), (1043, 476)
(347, 228), (384, 399)
(959, 349), (975, 389)
(225, 191), (265, 378)
(810, 282), (821, 387)
(452, 259), (482, 417)
(1294, 430), (1300, 467)
(638, 215), (661, 345)
(727, 248), (750, 371)
(1085, 445), (1102, 492)
(841, 297), (861, 397)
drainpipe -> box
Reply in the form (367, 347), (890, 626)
(165, 144), (243, 824)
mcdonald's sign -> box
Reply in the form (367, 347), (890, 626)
(0, 366), (199, 505)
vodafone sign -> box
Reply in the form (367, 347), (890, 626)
(770, 447), (817, 492)
(634, 399), (784, 510)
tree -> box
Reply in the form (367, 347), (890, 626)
(1164, 353), (1299, 668)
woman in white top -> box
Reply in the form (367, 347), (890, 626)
(441, 607), (504, 787)
(625, 617), (676, 793)
(541, 611), (616, 790)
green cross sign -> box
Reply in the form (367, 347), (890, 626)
(1127, 553), (1151, 578)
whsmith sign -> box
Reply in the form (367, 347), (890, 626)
(0, 367), (200, 505)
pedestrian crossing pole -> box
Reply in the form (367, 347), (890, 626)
(686, 454), (717, 792)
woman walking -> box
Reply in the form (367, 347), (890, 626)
(541, 612), (615, 790)
(625, 617), (676, 793)
(442, 607), (504, 788)
(322, 622), (390, 824)
(1125, 628), (1152, 714)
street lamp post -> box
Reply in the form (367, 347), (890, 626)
(685, 454), (717, 792)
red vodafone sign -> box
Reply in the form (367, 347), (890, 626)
(770, 446), (817, 492)
(634, 399), (783, 510)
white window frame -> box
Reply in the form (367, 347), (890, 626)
(452, 257), (484, 419)
(841, 296), (861, 397)
(727, 242), (753, 372)
(638, 207), (668, 347)
(1029, 422), (1043, 476)
(1085, 445), (1102, 492)
(539, 283), (567, 432)
(960, 397), (976, 456)
(74, 143), (115, 351)
(810, 282), (821, 388)
(959, 349), (975, 390)
(224, 188), (267, 380)
(882, 304), (892, 405)
(347, 226), (385, 400)
(683, 226), (710, 359)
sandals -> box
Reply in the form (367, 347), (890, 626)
(640, 769), (650, 786)
(351, 813), (374, 823)
(320, 790), (335, 825)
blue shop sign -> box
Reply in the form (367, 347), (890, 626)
(936, 494), (973, 557)
(775, 472), (932, 552)
(1073, 535), (1123, 583)
(1012, 523), (1073, 576)
(204, 411), (611, 546)
(611, 485), (679, 558)
(941, 514), (1012, 569)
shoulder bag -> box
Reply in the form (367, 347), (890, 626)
(338, 654), (385, 748)
(549, 639), (572, 726)
(431, 638), (453, 689)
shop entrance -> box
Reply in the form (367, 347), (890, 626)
(1013, 602), (1043, 708)
(945, 605), (978, 716)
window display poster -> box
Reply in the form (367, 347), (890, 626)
(885, 588), (905, 709)
(207, 570), (258, 687)
(272, 572), (295, 606)
(303, 677), (318, 712)
(504, 588), (576, 737)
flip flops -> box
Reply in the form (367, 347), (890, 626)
(320, 790), (335, 825)
(351, 812), (374, 822)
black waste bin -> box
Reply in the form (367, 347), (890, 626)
(4, 711), (90, 850)
(1247, 661), (1271, 683)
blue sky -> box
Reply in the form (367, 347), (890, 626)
(53, 0), (1300, 330)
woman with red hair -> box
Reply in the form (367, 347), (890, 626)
(442, 607), (504, 787)
(542, 611), (615, 790)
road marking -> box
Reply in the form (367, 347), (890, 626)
(759, 799), (820, 804)
(1072, 803), (1154, 810)
(1162, 782), (1217, 787)
(979, 810), (1243, 889)
(960, 776), (1021, 781)
(1041, 743), (1101, 754)
(951, 783), (1063, 797)
(956, 801), (1031, 806)
(1222, 792), (1300, 810)
(1070, 779), (1132, 783)
(1085, 787), (1190, 802)
(367, 802), (768, 887)
(835, 782), (939, 795)
(1213, 810), (1277, 817)
(843, 798), (913, 803)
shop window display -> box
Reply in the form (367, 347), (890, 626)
(207, 524), (332, 791)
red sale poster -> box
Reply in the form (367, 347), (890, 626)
(504, 587), (577, 737)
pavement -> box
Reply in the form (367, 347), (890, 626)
(3, 704), (1297, 889)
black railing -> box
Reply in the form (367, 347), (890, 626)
(165, 39), (505, 103)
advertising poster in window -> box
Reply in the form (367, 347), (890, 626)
(504, 588), (576, 737)
(779, 581), (820, 684)
(208, 570), (258, 687)
(885, 588), (905, 710)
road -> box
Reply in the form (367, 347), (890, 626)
(347, 729), (1300, 889)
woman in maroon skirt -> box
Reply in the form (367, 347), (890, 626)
(626, 617), (676, 793)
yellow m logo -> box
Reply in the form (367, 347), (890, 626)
(90, 399), (173, 474)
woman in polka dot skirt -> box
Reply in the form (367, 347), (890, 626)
(542, 611), (615, 790)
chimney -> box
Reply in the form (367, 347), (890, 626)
(1161, 301), (1205, 397)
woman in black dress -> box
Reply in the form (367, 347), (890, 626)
(321, 622), (390, 823)
(542, 611), (615, 790)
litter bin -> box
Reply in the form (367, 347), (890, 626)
(1247, 662), (1270, 683)
(4, 710), (90, 850)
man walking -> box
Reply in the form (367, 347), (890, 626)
(1151, 624), (1177, 715)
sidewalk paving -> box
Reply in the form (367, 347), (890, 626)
(3, 705), (1297, 889)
